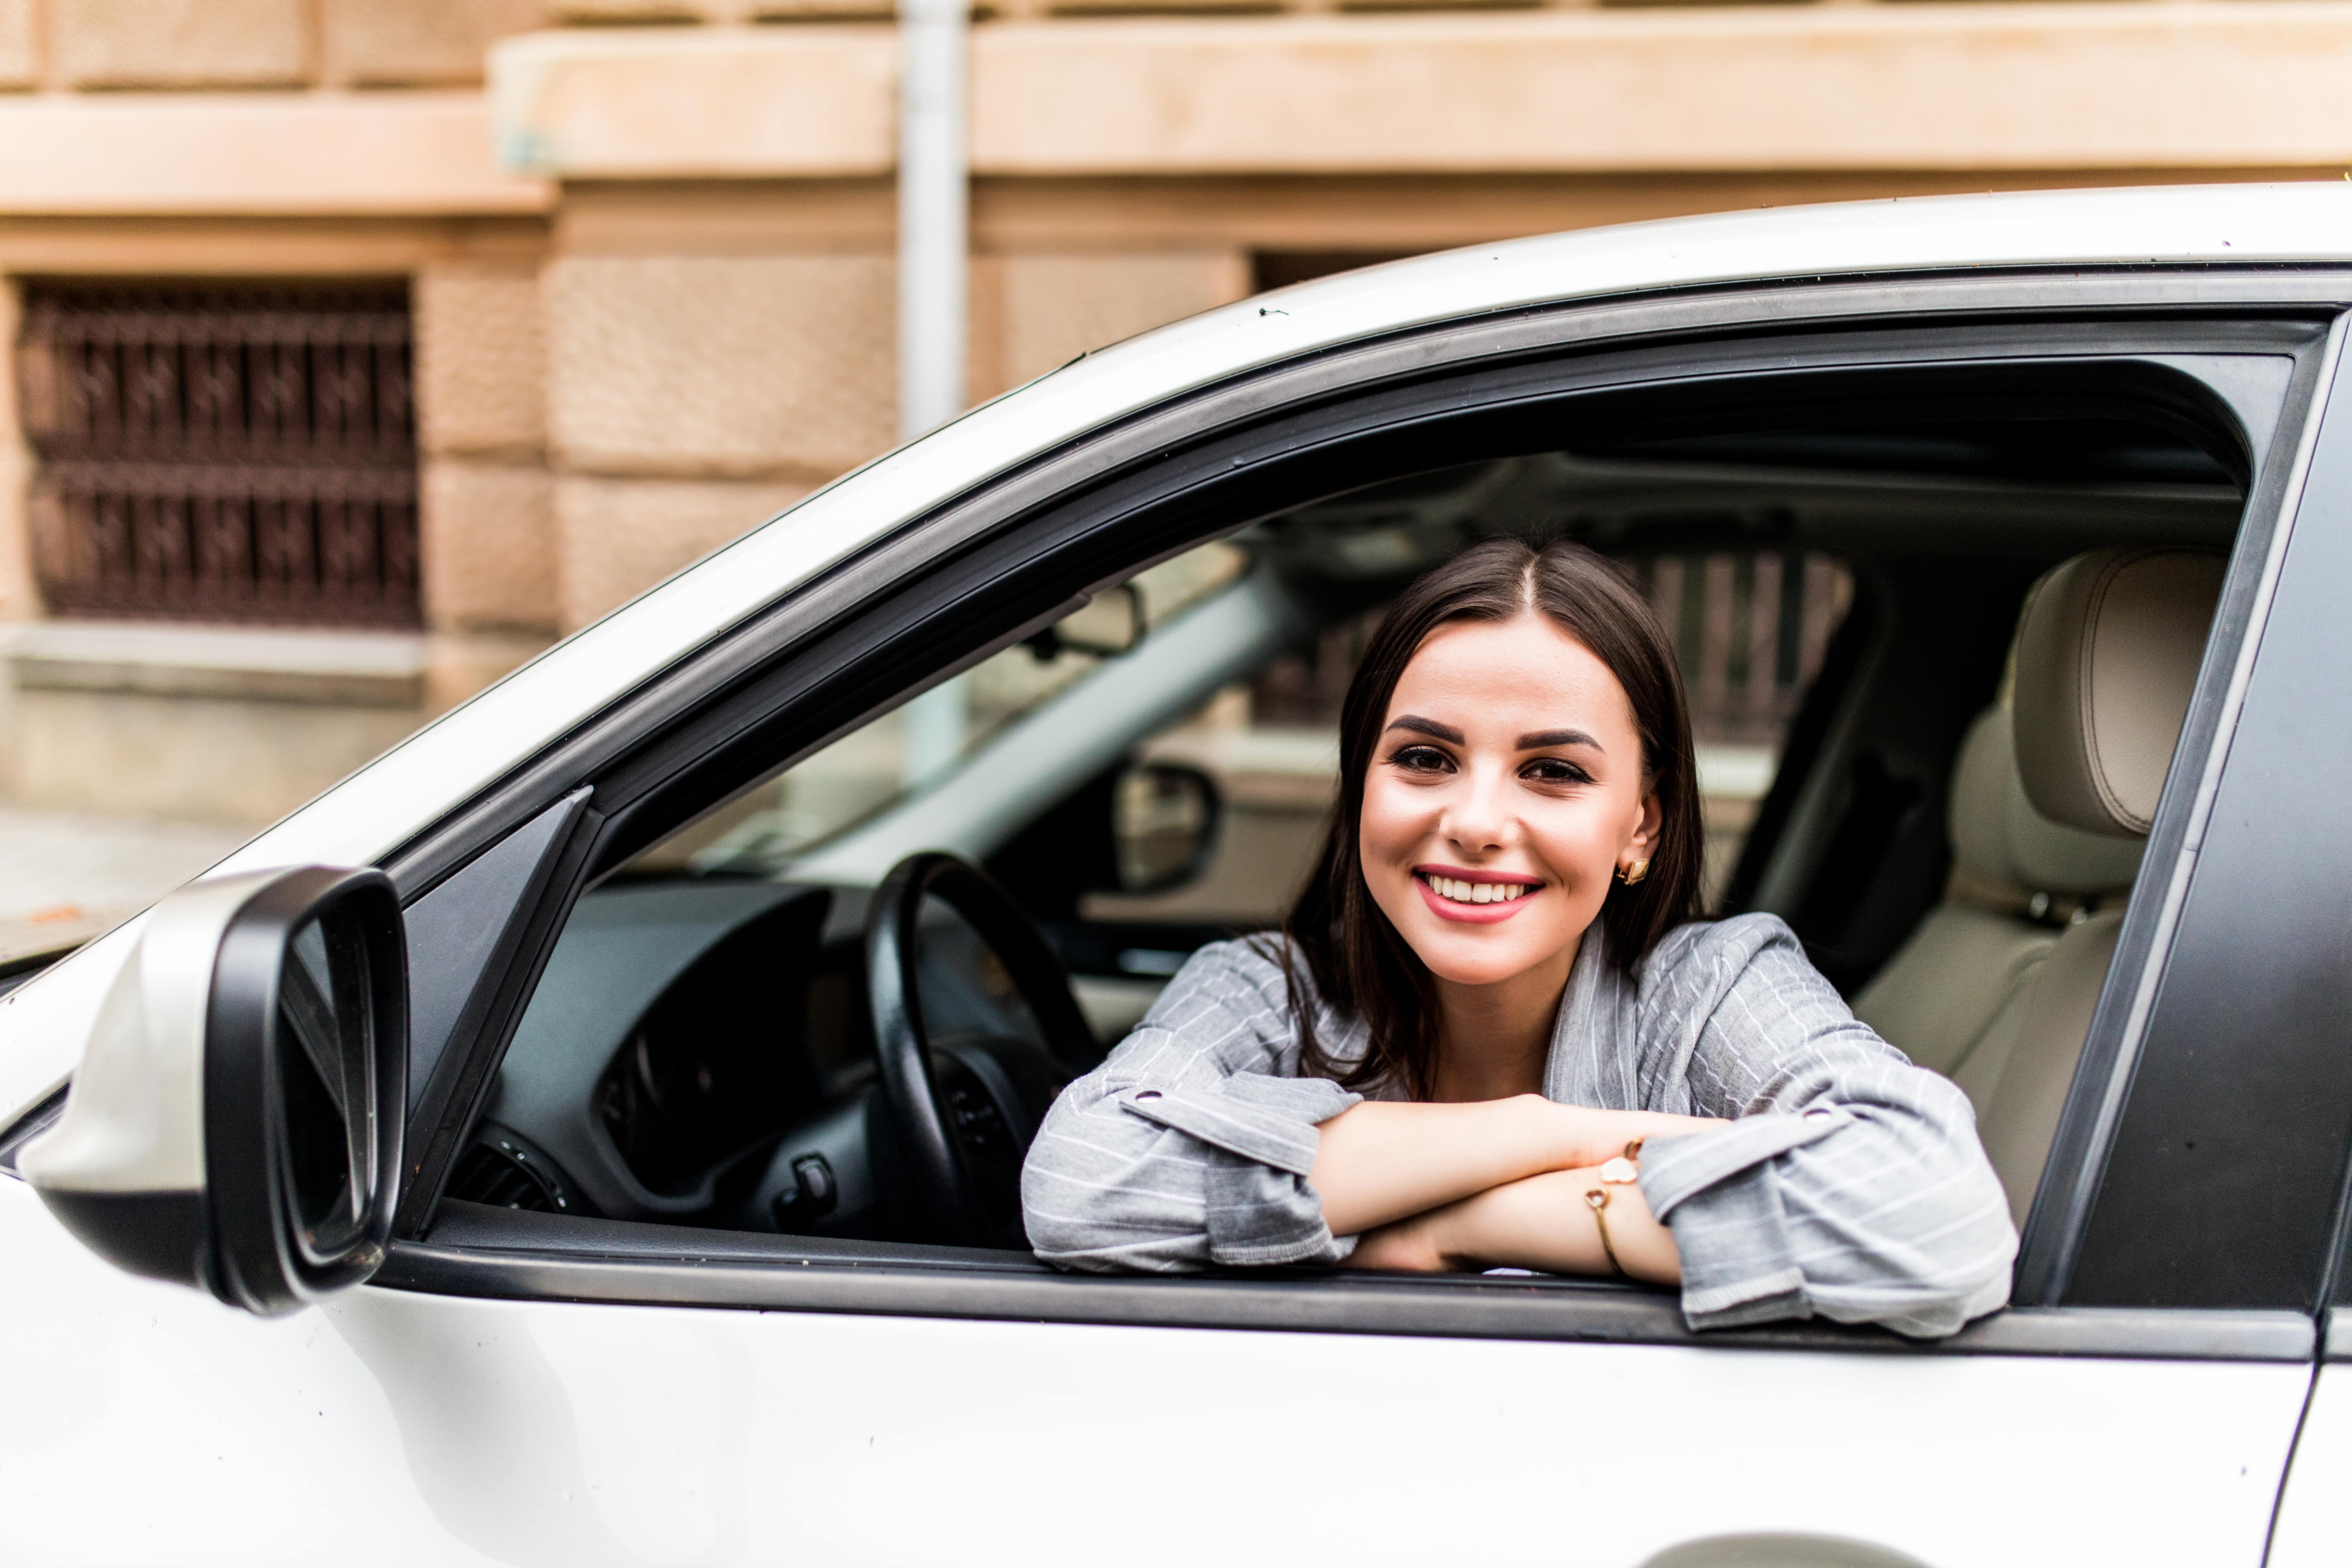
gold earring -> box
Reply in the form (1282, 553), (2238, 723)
(1618, 858), (1650, 886)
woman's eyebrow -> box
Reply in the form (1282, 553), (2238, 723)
(1518, 727), (1603, 750)
(1385, 715), (1464, 744)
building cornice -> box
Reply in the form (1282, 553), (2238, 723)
(0, 90), (551, 216)
(492, 5), (2352, 180)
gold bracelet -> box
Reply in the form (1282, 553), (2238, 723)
(1583, 1139), (1646, 1276)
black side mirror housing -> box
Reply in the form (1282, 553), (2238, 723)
(19, 867), (407, 1316)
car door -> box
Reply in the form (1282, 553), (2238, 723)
(361, 290), (2347, 1568)
(5, 268), (2349, 1568)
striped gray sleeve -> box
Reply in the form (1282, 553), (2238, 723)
(1020, 941), (1363, 1272)
(1636, 922), (2018, 1338)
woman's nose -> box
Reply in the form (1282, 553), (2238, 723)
(1441, 764), (1513, 850)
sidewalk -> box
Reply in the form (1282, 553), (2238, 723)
(0, 808), (248, 964)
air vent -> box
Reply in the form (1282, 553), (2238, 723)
(446, 1127), (577, 1214)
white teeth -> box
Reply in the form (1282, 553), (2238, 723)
(1424, 875), (1530, 904)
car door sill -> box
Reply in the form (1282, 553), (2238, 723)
(377, 1210), (2313, 1362)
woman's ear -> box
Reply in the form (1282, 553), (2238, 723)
(1627, 785), (1664, 858)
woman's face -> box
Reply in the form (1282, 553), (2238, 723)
(1359, 611), (1661, 990)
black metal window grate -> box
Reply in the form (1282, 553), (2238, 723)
(1628, 551), (1851, 747)
(1250, 549), (1851, 749)
(16, 280), (420, 628)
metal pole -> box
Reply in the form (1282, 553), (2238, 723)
(898, 0), (967, 444)
(898, 0), (971, 786)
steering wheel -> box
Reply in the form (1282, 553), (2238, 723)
(864, 851), (1103, 1248)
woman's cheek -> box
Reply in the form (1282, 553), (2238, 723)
(1359, 777), (1425, 866)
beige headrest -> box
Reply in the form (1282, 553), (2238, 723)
(1949, 707), (2143, 898)
(2012, 548), (2225, 839)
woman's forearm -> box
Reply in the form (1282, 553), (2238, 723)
(1309, 1097), (1721, 1238)
(1351, 1167), (1682, 1284)
(1451, 1167), (1680, 1283)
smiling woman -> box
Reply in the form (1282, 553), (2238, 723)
(1021, 539), (2018, 1335)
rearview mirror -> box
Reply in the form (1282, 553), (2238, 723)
(1026, 583), (1144, 661)
(19, 867), (405, 1315)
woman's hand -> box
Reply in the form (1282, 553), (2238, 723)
(1310, 1095), (1724, 1239)
(1346, 1208), (1454, 1272)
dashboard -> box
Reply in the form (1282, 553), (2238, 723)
(453, 880), (852, 1224)
(442, 874), (1070, 1244)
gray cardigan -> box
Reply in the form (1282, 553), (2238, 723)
(1020, 913), (2017, 1337)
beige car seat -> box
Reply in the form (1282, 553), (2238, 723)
(1946, 548), (2222, 1223)
(1853, 706), (2143, 1078)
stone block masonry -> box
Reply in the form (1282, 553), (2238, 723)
(546, 254), (898, 479)
(51, 0), (309, 90)
(556, 473), (813, 631)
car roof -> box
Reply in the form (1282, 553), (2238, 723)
(4, 183), (2347, 1089)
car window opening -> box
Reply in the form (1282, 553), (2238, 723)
(435, 371), (2249, 1316)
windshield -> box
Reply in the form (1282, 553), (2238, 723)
(632, 540), (1251, 876)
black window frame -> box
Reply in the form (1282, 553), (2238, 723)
(2049, 311), (2352, 1314)
(371, 269), (2351, 1361)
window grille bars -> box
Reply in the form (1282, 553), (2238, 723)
(1633, 551), (1851, 748)
(1251, 550), (1850, 749)
(16, 281), (420, 629)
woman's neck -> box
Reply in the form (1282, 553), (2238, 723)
(1425, 935), (1581, 1102)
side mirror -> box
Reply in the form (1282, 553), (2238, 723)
(1111, 763), (1221, 894)
(19, 867), (406, 1316)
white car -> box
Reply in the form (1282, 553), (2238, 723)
(6, 184), (2352, 1568)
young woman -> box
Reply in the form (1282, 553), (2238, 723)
(1021, 539), (2015, 1336)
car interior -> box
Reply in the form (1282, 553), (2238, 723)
(425, 360), (2248, 1280)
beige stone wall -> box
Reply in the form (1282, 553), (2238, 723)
(415, 262), (556, 632)
(499, 10), (2352, 181)
(29, 0), (546, 91)
(414, 260), (562, 705)
(0, 0), (34, 88)
(421, 461), (558, 633)
(532, 232), (1250, 629)
(50, 0), (310, 89)
(417, 266), (551, 459)
(0, 278), (36, 624)
(556, 473), (811, 629)
(7, 686), (424, 825)
(546, 253), (897, 479)
(992, 251), (1250, 389)
(325, 0), (550, 88)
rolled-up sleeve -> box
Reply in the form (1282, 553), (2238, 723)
(1635, 921), (2018, 1338)
(1022, 943), (1364, 1272)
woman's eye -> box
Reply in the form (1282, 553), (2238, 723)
(1522, 757), (1592, 786)
(1389, 745), (1454, 774)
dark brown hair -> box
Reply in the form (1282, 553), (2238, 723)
(1275, 538), (1704, 1099)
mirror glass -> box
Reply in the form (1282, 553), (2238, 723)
(275, 911), (377, 1256)
(1054, 585), (1143, 657)
(1112, 764), (1218, 893)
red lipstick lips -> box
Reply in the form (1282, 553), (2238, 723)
(1412, 864), (1542, 925)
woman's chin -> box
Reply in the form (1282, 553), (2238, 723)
(1405, 928), (1566, 989)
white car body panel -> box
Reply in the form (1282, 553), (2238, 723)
(5, 182), (2352, 1121)
(2267, 1360), (2352, 1566)
(0, 1181), (2306, 1568)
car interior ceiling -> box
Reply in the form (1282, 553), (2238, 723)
(433, 380), (2248, 1267)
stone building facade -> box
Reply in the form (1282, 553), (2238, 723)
(1, 0), (2347, 832)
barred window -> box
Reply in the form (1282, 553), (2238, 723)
(15, 279), (419, 628)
